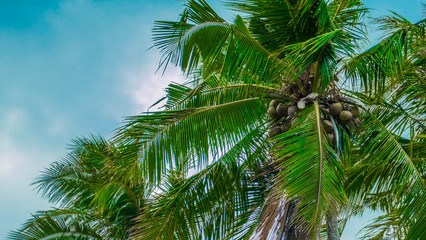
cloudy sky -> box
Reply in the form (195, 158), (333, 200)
(0, 0), (423, 239)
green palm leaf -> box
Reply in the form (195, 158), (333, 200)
(131, 126), (270, 240)
(8, 210), (105, 240)
(153, 1), (289, 84)
(347, 110), (426, 239)
(115, 79), (277, 182)
(344, 14), (425, 94)
(271, 102), (346, 238)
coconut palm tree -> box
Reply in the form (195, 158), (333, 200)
(8, 136), (148, 239)
(117, 0), (424, 239)
(10, 1), (425, 239)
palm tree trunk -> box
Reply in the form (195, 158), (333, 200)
(326, 212), (340, 240)
(280, 200), (309, 240)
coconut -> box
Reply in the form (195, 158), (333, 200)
(288, 105), (298, 117)
(269, 127), (282, 137)
(330, 102), (343, 116)
(322, 120), (334, 133)
(339, 110), (353, 123)
(276, 103), (288, 117)
(351, 106), (361, 117)
(281, 122), (291, 133)
(269, 100), (278, 108)
(268, 107), (277, 118)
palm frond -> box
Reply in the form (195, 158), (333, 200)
(271, 102), (346, 238)
(343, 15), (425, 94)
(359, 212), (404, 240)
(281, 29), (359, 91)
(160, 75), (283, 111)
(8, 209), (105, 240)
(347, 110), (426, 239)
(115, 85), (271, 182)
(27, 136), (145, 239)
(153, 1), (289, 84)
(131, 126), (270, 240)
(33, 135), (110, 206)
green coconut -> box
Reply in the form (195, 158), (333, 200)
(351, 106), (361, 117)
(268, 106), (277, 117)
(281, 122), (291, 132)
(322, 120), (334, 133)
(288, 105), (298, 117)
(269, 100), (278, 108)
(276, 103), (288, 117)
(330, 102), (343, 116)
(269, 127), (282, 137)
(339, 110), (353, 123)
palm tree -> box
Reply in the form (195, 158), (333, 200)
(10, 1), (425, 239)
(8, 136), (147, 239)
(119, 1), (424, 239)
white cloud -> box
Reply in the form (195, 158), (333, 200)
(123, 63), (185, 112)
(0, 109), (61, 237)
(0, 108), (48, 184)
(0, 145), (28, 181)
(0, 0), (180, 236)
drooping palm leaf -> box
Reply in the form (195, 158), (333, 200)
(271, 102), (346, 238)
(12, 136), (146, 240)
(153, 1), (288, 84)
(131, 126), (270, 240)
(8, 209), (105, 240)
(347, 110), (426, 239)
(114, 78), (278, 182)
(343, 14), (425, 94)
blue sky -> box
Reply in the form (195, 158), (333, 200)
(0, 0), (423, 239)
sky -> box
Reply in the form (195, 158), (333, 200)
(0, 0), (423, 239)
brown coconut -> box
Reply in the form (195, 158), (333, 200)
(268, 106), (277, 118)
(288, 105), (298, 117)
(281, 122), (291, 133)
(276, 103), (288, 117)
(269, 99), (278, 108)
(269, 127), (282, 137)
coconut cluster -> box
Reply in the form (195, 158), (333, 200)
(267, 96), (362, 143)
(266, 66), (361, 142)
(327, 102), (361, 124)
(321, 101), (361, 143)
(267, 99), (299, 137)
